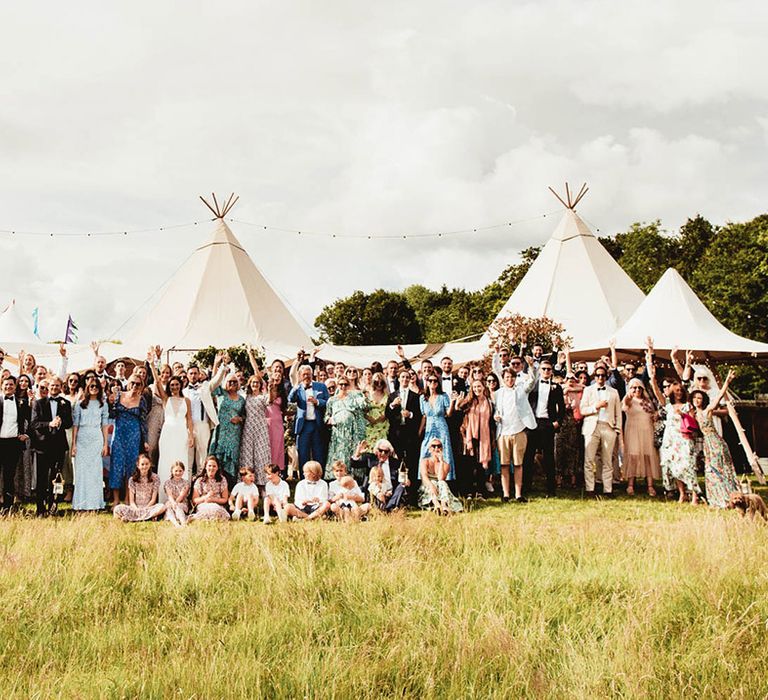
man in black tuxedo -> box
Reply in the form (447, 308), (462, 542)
(31, 376), (73, 516)
(438, 356), (468, 492)
(349, 438), (409, 511)
(385, 369), (422, 488)
(0, 376), (30, 514)
(522, 360), (565, 496)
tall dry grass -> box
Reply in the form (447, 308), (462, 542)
(0, 498), (766, 698)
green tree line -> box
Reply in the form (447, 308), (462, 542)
(314, 213), (768, 393)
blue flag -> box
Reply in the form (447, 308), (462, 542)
(32, 307), (39, 338)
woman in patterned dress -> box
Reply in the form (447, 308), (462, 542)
(555, 373), (584, 489)
(113, 454), (166, 522)
(324, 378), (367, 477)
(146, 363), (171, 466)
(210, 375), (246, 482)
(238, 375), (272, 489)
(14, 374), (35, 500)
(419, 377), (456, 479)
(189, 455), (230, 521)
(364, 372), (389, 444)
(650, 368), (700, 504)
(691, 370), (740, 509)
(71, 379), (110, 511)
(108, 376), (149, 507)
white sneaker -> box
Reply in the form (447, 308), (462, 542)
(247, 510), (255, 522)
(263, 514), (271, 524)
(232, 509), (241, 521)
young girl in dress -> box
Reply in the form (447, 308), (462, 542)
(263, 463), (290, 523)
(113, 454), (166, 522)
(229, 466), (260, 521)
(189, 455), (231, 522)
(163, 460), (190, 527)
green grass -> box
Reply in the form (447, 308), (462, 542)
(1, 493), (767, 699)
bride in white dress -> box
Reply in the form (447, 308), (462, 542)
(150, 351), (194, 502)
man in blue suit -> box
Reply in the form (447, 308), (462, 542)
(288, 365), (329, 470)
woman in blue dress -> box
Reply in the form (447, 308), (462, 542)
(71, 379), (110, 511)
(210, 373), (246, 483)
(108, 376), (149, 507)
(419, 376), (457, 479)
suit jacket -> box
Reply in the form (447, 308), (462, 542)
(385, 389), (422, 442)
(0, 396), (30, 438)
(579, 384), (622, 437)
(349, 452), (403, 490)
(528, 380), (566, 428)
(183, 363), (227, 427)
(494, 370), (538, 432)
(31, 396), (73, 454)
(288, 381), (330, 435)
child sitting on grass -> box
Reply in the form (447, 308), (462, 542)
(368, 465), (391, 511)
(285, 461), (330, 521)
(113, 454), (166, 522)
(263, 463), (289, 523)
(163, 460), (190, 527)
(229, 466), (260, 521)
(328, 460), (369, 521)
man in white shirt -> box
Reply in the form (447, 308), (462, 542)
(183, 358), (227, 476)
(0, 376), (30, 513)
(287, 461), (330, 520)
(494, 358), (536, 503)
(580, 368), (622, 496)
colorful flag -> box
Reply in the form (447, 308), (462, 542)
(64, 315), (79, 344)
(32, 307), (39, 338)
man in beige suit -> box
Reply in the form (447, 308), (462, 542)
(580, 367), (622, 496)
(183, 355), (228, 476)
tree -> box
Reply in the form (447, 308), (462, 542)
(315, 289), (422, 345)
(606, 221), (681, 293)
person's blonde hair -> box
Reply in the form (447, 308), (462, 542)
(303, 461), (323, 479)
(331, 460), (348, 474)
(369, 465), (384, 483)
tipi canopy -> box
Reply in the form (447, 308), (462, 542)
(606, 268), (768, 362)
(482, 189), (645, 351)
(0, 299), (50, 354)
(117, 196), (313, 360)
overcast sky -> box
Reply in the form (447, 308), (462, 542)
(1, 1), (766, 342)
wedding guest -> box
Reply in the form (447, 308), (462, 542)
(189, 455), (230, 521)
(163, 460), (190, 527)
(418, 438), (463, 514)
(113, 454), (166, 522)
(385, 369), (422, 487)
(459, 379), (496, 498)
(288, 366), (329, 470)
(286, 461), (330, 520)
(71, 379), (110, 511)
(622, 378), (660, 496)
(229, 466), (260, 521)
(210, 373), (246, 483)
(183, 355), (227, 476)
(108, 375), (149, 507)
(0, 377), (30, 514)
(263, 463), (289, 523)
(324, 376), (365, 476)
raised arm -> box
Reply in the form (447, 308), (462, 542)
(646, 360), (665, 405)
(209, 353), (226, 390)
(246, 344), (261, 377)
(148, 347), (167, 400)
(669, 346), (685, 379)
(683, 350), (694, 382)
(708, 370), (736, 413)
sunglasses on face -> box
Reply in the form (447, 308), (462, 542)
(594, 374), (606, 379)
(129, 382), (141, 387)
(376, 448), (390, 454)
(338, 382), (349, 387)
(540, 367), (553, 372)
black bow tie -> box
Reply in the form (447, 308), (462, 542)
(540, 380), (550, 385)
(597, 387), (606, 392)
(3, 397), (13, 401)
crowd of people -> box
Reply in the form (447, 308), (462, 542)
(0, 335), (748, 524)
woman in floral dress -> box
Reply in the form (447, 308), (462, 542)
(324, 378), (367, 477)
(364, 372), (389, 444)
(113, 454), (166, 522)
(210, 375), (246, 481)
(650, 368), (700, 504)
(691, 370), (740, 508)
(419, 377), (455, 479)
(238, 375), (272, 488)
(189, 456), (230, 522)
(555, 373), (584, 489)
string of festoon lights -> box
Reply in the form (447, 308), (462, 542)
(0, 210), (557, 241)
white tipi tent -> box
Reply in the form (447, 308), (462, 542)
(609, 268), (768, 361)
(0, 299), (52, 355)
(116, 196), (313, 360)
(481, 189), (645, 351)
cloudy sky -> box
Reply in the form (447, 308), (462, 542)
(1, 1), (766, 342)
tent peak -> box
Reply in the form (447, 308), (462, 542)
(199, 192), (239, 219)
(548, 182), (589, 210)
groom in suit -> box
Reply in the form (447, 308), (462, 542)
(31, 376), (73, 516)
(385, 369), (423, 488)
(288, 365), (330, 469)
(523, 360), (565, 496)
(580, 367), (622, 496)
(0, 376), (30, 514)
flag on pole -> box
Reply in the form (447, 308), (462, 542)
(32, 307), (40, 338)
(64, 315), (79, 344)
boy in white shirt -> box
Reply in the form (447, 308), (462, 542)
(229, 466), (260, 521)
(286, 461), (330, 521)
(263, 463), (290, 523)
(328, 460), (369, 521)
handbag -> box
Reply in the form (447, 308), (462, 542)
(679, 411), (700, 439)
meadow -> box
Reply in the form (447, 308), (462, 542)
(0, 494), (766, 699)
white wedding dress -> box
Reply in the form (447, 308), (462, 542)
(157, 397), (189, 502)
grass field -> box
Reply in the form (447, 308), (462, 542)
(1, 493), (767, 699)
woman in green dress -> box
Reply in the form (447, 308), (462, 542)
(324, 377), (367, 477)
(364, 372), (389, 444)
(210, 373), (246, 482)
